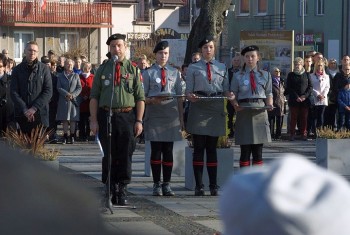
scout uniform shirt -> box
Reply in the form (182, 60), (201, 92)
(142, 63), (183, 141)
(90, 58), (145, 108)
(231, 68), (272, 145)
(185, 59), (229, 136)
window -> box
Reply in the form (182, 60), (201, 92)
(135, 0), (151, 22)
(316, 0), (324, 15)
(256, 0), (267, 15)
(299, 0), (308, 16)
(14, 32), (34, 62)
(179, 2), (190, 25)
(239, 0), (250, 15)
(60, 32), (78, 53)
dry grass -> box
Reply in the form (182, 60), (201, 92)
(3, 125), (59, 161)
(316, 126), (350, 139)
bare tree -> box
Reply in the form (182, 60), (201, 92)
(184, 0), (231, 64)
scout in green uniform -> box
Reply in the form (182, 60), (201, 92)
(90, 33), (145, 206)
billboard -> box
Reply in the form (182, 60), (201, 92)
(240, 31), (294, 78)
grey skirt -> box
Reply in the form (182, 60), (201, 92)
(186, 99), (226, 137)
(144, 99), (182, 142)
(235, 108), (271, 145)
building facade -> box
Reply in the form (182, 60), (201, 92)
(227, 0), (350, 62)
(0, 0), (192, 66)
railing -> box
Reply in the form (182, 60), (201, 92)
(0, 0), (112, 28)
(261, 14), (286, 30)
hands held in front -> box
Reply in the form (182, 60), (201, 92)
(24, 107), (36, 122)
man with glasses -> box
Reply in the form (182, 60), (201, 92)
(10, 41), (52, 135)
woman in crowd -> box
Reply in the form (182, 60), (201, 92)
(0, 60), (14, 135)
(143, 41), (183, 196)
(309, 58), (330, 135)
(78, 62), (94, 141)
(268, 67), (285, 140)
(230, 45), (273, 168)
(56, 58), (82, 144)
(186, 36), (230, 196)
(285, 57), (313, 141)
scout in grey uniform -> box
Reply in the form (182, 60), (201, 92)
(230, 45), (273, 168)
(186, 36), (230, 196)
(143, 41), (184, 196)
(90, 33), (145, 206)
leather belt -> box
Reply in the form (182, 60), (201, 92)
(239, 98), (263, 103)
(195, 91), (223, 97)
(102, 106), (133, 113)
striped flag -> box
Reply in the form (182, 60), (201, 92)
(40, 0), (47, 10)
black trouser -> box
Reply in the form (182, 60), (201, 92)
(16, 112), (42, 136)
(150, 141), (174, 183)
(268, 115), (283, 138)
(192, 134), (218, 187)
(324, 103), (337, 130)
(48, 105), (58, 139)
(78, 111), (90, 139)
(239, 144), (263, 167)
(98, 109), (135, 185)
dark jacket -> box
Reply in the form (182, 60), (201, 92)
(0, 73), (14, 129)
(10, 59), (52, 126)
(329, 71), (350, 104)
(285, 71), (312, 107)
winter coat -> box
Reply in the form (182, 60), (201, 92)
(56, 72), (82, 121)
(10, 59), (52, 126)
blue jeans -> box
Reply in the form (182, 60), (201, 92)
(338, 111), (350, 130)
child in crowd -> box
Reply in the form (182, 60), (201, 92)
(337, 80), (350, 130)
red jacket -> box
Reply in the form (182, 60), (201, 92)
(79, 73), (94, 113)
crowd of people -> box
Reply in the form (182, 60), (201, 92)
(2, 37), (350, 208)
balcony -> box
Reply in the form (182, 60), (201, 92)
(261, 14), (286, 30)
(0, 0), (112, 28)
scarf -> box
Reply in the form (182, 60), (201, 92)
(272, 77), (280, 87)
(293, 67), (305, 75)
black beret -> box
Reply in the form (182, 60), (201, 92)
(48, 49), (55, 55)
(153, 41), (169, 53)
(198, 36), (215, 48)
(41, 56), (50, 64)
(106, 33), (126, 45)
(241, 45), (259, 56)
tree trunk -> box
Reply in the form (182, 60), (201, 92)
(184, 0), (231, 64)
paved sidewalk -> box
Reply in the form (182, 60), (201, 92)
(54, 138), (316, 235)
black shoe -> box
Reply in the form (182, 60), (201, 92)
(68, 134), (75, 144)
(118, 183), (128, 206)
(62, 134), (68, 145)
(209, 184), (219, 196)
(110, 184), (117, 205)
(152, 182), (162, 196)
(194, 185), (205, 196)
(162, 182), (175, 196)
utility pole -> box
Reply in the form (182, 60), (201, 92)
(302, 0), (305, 58)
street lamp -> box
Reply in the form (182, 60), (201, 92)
(302, 0), (305, 58)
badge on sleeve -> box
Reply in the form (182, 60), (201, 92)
(156, 78), (161, 83)
(104, 80), (110, 86)
(101, 75), (105, 80)
(244, 80), (249, 85)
